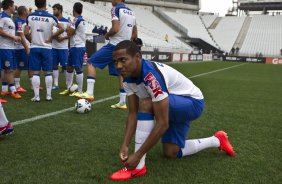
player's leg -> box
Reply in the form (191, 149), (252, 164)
(110, 98), (154, 180)
(162, 95), (235, 158)
(30, 48), (41, 102)
(0, 69), (8, 103)
(60, 48), (74, 95)
(82, 44), (116, 100)
(14, 49), (28, 93)
(59, 49), (69, 89)
(74, 47), (85, 95)
(42, 49), (53, 101)
(4, 50), (21, 99)
(52, 49), (59, 90)
(0, 102), (14, 136)
(110, 72), (127, 110)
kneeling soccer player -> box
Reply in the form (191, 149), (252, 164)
(0, 102), (13, 136)
(109, 40), (235, 181)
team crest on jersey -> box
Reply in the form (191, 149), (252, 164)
(144, 72), (164, 98)
(4, 61), (10, 67)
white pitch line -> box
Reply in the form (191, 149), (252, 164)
(12, 95), (119, 126)
(189, 62), (247, 78)
(12, 62), (247, 126)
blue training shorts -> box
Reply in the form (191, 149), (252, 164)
(162, 94), (205, 148)
(68, 47), (85, 69)
(15, 49), (29, 70)
(29, 48), (53, 72)
(88, 43), (119, 76)
(0, 49), (16, 70)
(52, 48), (68, 67)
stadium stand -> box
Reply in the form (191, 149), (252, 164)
(201, 15), (217, 28)
(239, 15), (282, 57)
(209, 16), (245, 52)
(162, 11), (219, 49)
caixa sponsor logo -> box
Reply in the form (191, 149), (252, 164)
(272, 58), (282, 64)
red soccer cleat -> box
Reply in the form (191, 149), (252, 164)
(110, 165), (147, 181)
(0, 123), (14, 136)
(10, 92), (22, 99)
(0, 99), (8, 103)
(16, 87), (27, 93)
(1, 91), (11, 96)
(214, 131), (235, 156)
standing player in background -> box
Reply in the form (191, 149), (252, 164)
(52, 4), (70, 90)
(59, 2), (86, 96)
(0, 101), (13, 136)
(75, 0), (137, 108)
(0, 0), (22, 99)
(24, 0), (64, 102)
(0, 0), (7, 103)
(14, 6), (31, 93)
(109, 41), (235, 181)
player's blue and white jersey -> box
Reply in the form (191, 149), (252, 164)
(26, 10), (58, 49)
(15, 17), (30, 49)
(69, 16), (86, 48)
(0, 12), (16, 49)
(52, 17), (70, 49)
(123, 59), (204, 102)
(110, 4), (136, 45)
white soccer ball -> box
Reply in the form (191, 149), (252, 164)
(75, 99), (91, 114)
(69, 84), (78, 93)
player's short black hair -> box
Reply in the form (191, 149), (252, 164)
(2, 0), (14, 10)
(114, 40), (141, 57)
(52, 3), (63, 13)
(17, 6), (27, 16)
(73, 2), (83, 15)
(35, 0), (46, 9)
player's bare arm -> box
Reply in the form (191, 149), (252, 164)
(0, 27), (21, 42)
(120, 94), (139, 163)
(125, 97), (169, 169)
(131, 25), (138, 41)
(105, 20), (120, 40)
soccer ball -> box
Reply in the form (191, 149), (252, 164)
(69, 84), (78, 93)
(75, 99), (91, 113)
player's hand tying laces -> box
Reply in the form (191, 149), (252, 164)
(119, 145), (129, 163)
(124, 153), (142, 170)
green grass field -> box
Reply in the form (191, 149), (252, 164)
(0, 61), (281, 184)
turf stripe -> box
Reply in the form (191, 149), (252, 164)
(189, 63), (247, 78)
(12, 95), (119, 126)
(12, 62), (247, 126)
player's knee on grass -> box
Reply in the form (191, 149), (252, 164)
(163, 143), (180, 159)
(139, 98), (153, 114)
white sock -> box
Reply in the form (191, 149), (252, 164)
(178, 136), (220, 157)
(2, 82), (8, 92)
(87, 77), (95, 96)
(53, 69), (59, 86)
(119, 89), (127, 106)
(0, 103), (9, 127)
(66, 71), (74, 89)
(9, 84), (17, 94)
(45, 75), (53, 97)
(32, 75), (40, 97)
(14, 78), (20, 88)
(135, 112), (155, 169)
(76, 72), (84, 92)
